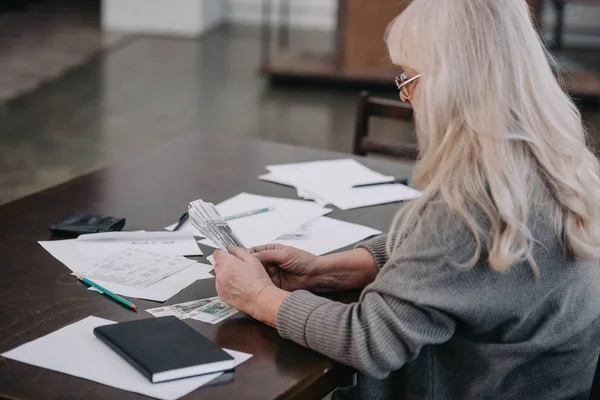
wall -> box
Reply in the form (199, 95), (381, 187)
(541, 3), (600, 46)
(102, 0), (226, 37)
(227, 0), (337, 30)
(203, 0), (227, 33)
(542, 3), (600, 29)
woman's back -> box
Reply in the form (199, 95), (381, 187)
(357, 197), (600, 399)
(377, 1), (600, 394)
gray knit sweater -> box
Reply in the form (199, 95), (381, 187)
(276, 200), (600, 399)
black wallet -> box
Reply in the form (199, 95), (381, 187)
(49, 213), (126, 237)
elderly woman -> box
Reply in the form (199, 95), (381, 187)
(213, 0), (600, 398)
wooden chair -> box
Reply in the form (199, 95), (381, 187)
(352, 91), (419, 161)
(551, 0), (600, 50)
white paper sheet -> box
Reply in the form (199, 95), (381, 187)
(89, 265), (215, 302)
(315, 184), (421, 210)
(38, 240), (214, 302)
(197, 193), (331, 248)
(77, 249), (193, 289)
(266, 158), (393, 186)
(2, 316), (252, 400)
(204, 217), (382, 265)
(274, 217), (382, 255)
(263, 159), (421, 210)
(258, 173), (328, 205)
(76, 231), (202, 258)
(165, 218), (196, 234)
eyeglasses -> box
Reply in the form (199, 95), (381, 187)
(395, 72), (422, 102)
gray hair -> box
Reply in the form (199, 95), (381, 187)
(386, 0), (600, 272)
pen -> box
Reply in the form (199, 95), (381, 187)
(224, 207), (274, 221)
(77, 276), (137, 311)
(279, 228), (309, 239)
(352, 178), (409, 188)
(175, 206), (274, 230)
(173, 212), (189, 231)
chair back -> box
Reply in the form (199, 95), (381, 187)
(590, 350), (600, 399)
(352, 91), (419, 161)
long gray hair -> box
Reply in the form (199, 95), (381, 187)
(386, 0), (600, 271)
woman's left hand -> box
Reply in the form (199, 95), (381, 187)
(213, 246), (277, 317)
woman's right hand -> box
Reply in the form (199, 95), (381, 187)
(249, 244), (320, 292)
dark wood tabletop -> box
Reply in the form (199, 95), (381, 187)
(0, 134), (413, 400)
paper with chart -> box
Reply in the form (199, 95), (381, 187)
(1, 316), (252, 400)
(262, 158), (421, 210)
(75, 248), (193, 289)
(76, 231), (202, 258)
(38, 240), (214, 302)
(195, 193), (331, 248)
(147, 297), (238, 324)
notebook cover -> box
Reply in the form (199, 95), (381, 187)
(93, 316), (234, 382)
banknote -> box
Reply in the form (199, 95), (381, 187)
(188, 199), (245, 250)
(188, 298), (238, 324)
(146, 298), (214, 319)
(146, 297), (238, 324)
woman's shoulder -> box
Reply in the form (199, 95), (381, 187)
(399, 198), (480, 253)
(402, 194), (560, 256)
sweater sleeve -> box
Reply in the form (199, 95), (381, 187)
(276, 202), (478, 379)
(355, 234), (389, 269)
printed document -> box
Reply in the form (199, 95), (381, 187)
(76, 231), (202, 258)
(75, 248), (193, 289)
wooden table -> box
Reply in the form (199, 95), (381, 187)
(0, 134), (413, 399)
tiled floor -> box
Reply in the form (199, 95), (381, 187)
(1, 13), (600, 206)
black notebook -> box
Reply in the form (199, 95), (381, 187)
(94, 316), (235, 383)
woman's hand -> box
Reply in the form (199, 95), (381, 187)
(249, 244), (320, 292)
(252, 245), (380, 293)
(213, 247), (289, 327)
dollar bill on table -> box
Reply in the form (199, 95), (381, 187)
(187, 297), (239, 324)
(145, 298), (214, 319)
(188, 199), (246, 251)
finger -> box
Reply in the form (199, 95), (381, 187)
(265, 264), (278, 277)
(253, 249), (288, 265)
(227, 246), (254, 262)
(213, 249), (235, 271)
(249, 244), (283, 254)
(213, 249), (226, 264)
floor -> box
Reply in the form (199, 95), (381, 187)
(0, 22), (418, 206)
(1, 6), (600, 206)
(0, 0), (126, 105)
